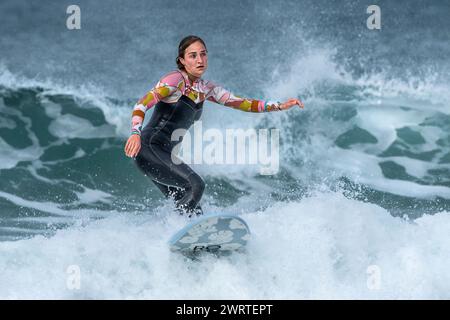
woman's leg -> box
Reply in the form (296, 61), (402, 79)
(146, 177), (183, 200)
(151, 179), (204, 216)
(134, 142), (205, 216)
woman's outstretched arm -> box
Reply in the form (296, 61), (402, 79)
(206, 84), (304, 112)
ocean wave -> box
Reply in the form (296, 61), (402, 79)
(0, 191), (449, 299)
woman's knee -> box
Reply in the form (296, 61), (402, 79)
(188, 173), (205, 197)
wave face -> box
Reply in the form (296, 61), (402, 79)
(0, 0), (449, 298)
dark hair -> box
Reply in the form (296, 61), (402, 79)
(176, 35), (207, 70)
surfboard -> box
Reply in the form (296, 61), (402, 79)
(169, 213), (250, 256)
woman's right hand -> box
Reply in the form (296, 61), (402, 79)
(124, 134), (141, 158)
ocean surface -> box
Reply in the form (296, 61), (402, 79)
(0, 0), (449, 299)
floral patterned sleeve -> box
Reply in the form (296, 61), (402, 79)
(206, 84), (282, 112)
(130, 71), (184, 135)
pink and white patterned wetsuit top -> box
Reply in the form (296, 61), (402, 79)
(131, 69), (282, 135)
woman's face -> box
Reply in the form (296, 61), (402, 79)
(180, 41), (208, 79)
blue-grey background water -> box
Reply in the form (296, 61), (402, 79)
(0, 0), (449, 298)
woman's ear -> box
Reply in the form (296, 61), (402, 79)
(179, 57), (185, 67)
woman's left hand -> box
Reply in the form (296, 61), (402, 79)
(279, 98), (304, 110)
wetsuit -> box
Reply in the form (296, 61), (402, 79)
(131, 69), (282, 216)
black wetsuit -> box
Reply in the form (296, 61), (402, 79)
(134, 95), (205, 216)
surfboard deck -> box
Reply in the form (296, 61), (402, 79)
(169, 213), (250, 256)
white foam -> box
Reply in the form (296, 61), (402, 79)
(0, 190), (116, 218)
(359, 176), (450, 199)
(266, 48), (344, 100)
(354, 73), (450, 113)
(0, 137), (42, 170)
(356, 105), (425, 151)
(73, 187), (114, 205)
(384, 157), (435, 179)
(0, 116), (16, 129)
(322, 147), (450, 199)
(0, 192), (449, 299)
(0, 94), (44, 169)
(356, 105), (444, 153)
(48, 114), (115, 139)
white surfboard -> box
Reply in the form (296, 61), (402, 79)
(169, 213), (250, 256)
